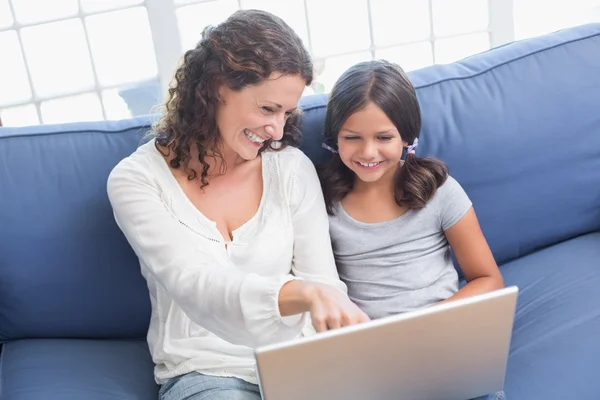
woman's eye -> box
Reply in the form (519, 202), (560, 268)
(284, 112), (293, 119)
(261, 106), (275, 113)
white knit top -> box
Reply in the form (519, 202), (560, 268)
(107, 140), (345, 384)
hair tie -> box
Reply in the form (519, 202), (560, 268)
(322, 143), (338, 154)
(406, 138), (419, 155)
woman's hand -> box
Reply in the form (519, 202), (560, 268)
(305, 282), (371, 332)
(279, 280), (370, 332)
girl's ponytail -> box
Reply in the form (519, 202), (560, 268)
(394, 152), (448, 209)
(318, 59), (449, 213)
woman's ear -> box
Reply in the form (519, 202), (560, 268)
(216, 83), (227, 104)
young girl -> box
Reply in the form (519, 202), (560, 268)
(319, 60), (506, 400)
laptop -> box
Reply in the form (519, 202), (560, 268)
(255, 286), (518, 400)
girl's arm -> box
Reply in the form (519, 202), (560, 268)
(442, 207), (504, 303)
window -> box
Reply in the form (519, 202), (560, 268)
(173, 0), (494, 94)
(0, 0), (161, 126)
(513, 0), (600, 40)
(1, 0), (597, 127)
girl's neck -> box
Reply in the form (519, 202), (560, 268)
(341, 165), (407, 224)
(352, 164), (398, 197)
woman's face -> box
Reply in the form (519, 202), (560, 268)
(216, 72), (306, 162)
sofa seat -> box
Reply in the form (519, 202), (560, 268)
(0, 339), (158, 400)
(500, 232), (600, 399)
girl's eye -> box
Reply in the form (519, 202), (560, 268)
(378, 136), (393, 141)
(343, 136), (360, 141)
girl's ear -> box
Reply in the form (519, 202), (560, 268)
(399, 133), (408, 148)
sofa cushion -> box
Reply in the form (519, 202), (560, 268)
(500, 232), (600, 399)
(409, 24), (600, 266)
(0, 118), (153, 340)
(0, 339), (157, 399)
(297, 93), (330, 166)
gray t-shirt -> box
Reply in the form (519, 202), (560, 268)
(329, 176), (472, 319)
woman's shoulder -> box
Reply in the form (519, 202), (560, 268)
(264, 146), (322, 207)
(108, 139), (163, 188)
(265, 145), (308, 162)
(264, 146), (316, 176)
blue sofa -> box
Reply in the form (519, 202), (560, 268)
(1, 23), (599, 400)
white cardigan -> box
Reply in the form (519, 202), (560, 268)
(107, 140), (346, 385)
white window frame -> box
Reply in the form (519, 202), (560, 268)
(1, 0), (515, 125)
(1, 0), (161, 123)
(145, 0), (516, 99)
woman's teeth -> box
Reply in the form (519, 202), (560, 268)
(244, 129), (265, 144)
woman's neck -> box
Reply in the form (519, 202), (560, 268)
(187, 140), (249, 178)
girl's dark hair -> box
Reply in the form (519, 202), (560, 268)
(319, 60), (448, 215)
(153, 9), (313, 188)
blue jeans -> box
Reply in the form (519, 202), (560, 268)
(159, 372), (261, 400)
(159, 371), (505, 400)
(472, 391), (506, 400)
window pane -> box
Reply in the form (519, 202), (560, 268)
(41, 93), (103, 124)
(306, 0), (371, 57)
(435, 32), (490, 64)
(371, 0), (430, 47)
(376, 42), (434, 72)
(21, 19), (95, 98)
(1, 104), (39, 127)
(103, 80), (162, 119)
(11, 0), (78, 25)
(240, 0), (309, 47)
(513, 0), (600, 40)
(0, 0), (13, 28)
(177, 0), (239, 52)
(0, 31), (32, 106)
(432, 0), (489, 37)
(314, 52), (372, 93)
(86, 7), (158, 87)
(81, 0), (144, 13)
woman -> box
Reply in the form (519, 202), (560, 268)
(107, 10), (368, 400)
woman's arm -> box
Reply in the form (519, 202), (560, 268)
(107, 159), (308, 348)
(284, 151), (369, 331)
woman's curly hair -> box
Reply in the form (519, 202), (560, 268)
(153, 9), (313, 188)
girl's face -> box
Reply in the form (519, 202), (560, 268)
(337, 102), (408, 185)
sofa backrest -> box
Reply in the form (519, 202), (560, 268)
(300, 23), (600, 267)
(1, 23), (599, 341)
(0, 120), (153, 340)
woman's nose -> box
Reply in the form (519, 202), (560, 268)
(265, 114), (285, 140)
